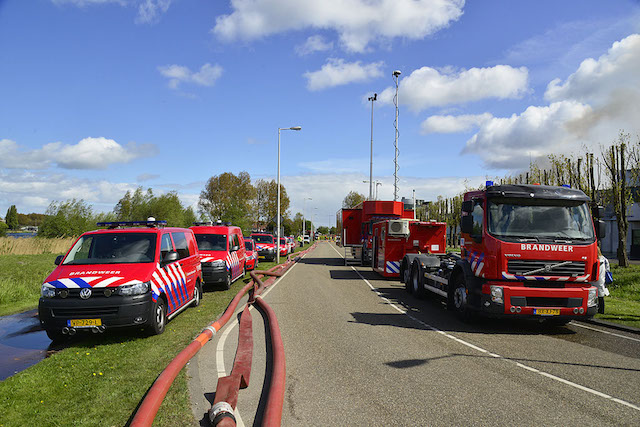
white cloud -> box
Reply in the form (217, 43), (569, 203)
(136, 0), (171, 24)
(304, 59), (384, 91)
(299, 157), (369, 173)
(379, 65), (529, 112)
(421, 113), (493, 134)
(212, 0), (465, 53)
(295, 35), (333, 56)
(0, 170), (199, 217)
(158, 63), (223, 90)
(463, 33), (640, 171)
(52, 0), (171, 24)
(0, 137), (156, 170)
(283, 173), (484, 227)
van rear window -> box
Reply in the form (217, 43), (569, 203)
(63, 233), (157, 265)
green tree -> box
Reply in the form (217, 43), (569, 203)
(0, 221), (8, 237)
(5, 205), (19, 230)
(199, 172), (256, 231)
(317, 226), (329, 234)
(342, 191), (366, 208)
(252, 179), (290, 231)
(39, 199), (94, 238)
(114, 188), (195, 227)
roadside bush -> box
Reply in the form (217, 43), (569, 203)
(0, 222), (7, 237)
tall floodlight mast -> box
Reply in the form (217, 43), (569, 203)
(392, 70), (401, 201)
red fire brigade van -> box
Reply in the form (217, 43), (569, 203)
(38, 220), (203, 341)
(191, 222), (246, 290)
(372, 219), (446, 278)
(244, 238), (258, 270)
(250, 232), (276, 261)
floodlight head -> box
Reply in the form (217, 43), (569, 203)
(290, 126), (302, 131)
(393, 70), (401, 77)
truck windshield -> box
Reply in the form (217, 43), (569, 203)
(488, 200), (595, 242)
(195, 234), (227, 251)
(63, 233), (157, 265)
(252, 235), (273, 244)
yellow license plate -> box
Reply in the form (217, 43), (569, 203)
(68, 319), (102, 328)
(534, 308), (560, 316)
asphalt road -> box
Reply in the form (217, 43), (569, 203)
(189, 242), (640, 426)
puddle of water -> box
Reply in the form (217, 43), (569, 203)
(0, 309), (56, 381)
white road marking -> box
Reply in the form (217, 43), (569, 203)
(569, 321), (640, 343)
(213, 249), (309, 425)
(327, 243), (640, 412)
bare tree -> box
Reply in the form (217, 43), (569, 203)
(601, 132), (632, 266)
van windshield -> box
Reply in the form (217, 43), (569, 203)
(195, 234), (227, 251)
(488, 200), (595, 242)
(252, 235), (273, 244)
(63, 233), (157, 265)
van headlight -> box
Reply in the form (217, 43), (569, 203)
(117, 281), (150, 296)
(41, 284), (56, 298)
(210, 260), (226, 269)
(587, 288), (598, 307)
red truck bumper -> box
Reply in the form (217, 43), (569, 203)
(480, 283), (598, 318)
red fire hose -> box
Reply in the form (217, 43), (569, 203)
(131, 244), (316, 426)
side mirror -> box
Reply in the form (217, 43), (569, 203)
(461, 200), (473, 213)
(162, 251), (179, 265)
(54, 255), (64, 265)
(231, 245), (239, 252)
(597, 220), (606, 240)
(461, 215), (473, 234)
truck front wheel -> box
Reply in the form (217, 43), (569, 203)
(449, 275), (472, 321)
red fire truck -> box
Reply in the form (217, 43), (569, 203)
(371, 219), (446, 278)
(337, 200), (414, 265)
(400, 182), (605, 323)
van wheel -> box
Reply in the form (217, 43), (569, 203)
(148, 298), (167, 335)
(223, 271), (232, 290)
(45, 328), (66, 342)
(192, 281), (202, 307)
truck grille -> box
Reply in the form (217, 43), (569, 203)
(507, 260), (585, 276)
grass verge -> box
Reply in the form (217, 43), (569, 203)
(595, 264), (640, 329)
(0, 254), (59, 316)
(0, 243), (313, 426)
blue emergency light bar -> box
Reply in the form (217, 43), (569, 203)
(486, 180), (494, 187)
(97, 220), (167, 229)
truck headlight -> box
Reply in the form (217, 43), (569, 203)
(117, 281), (150, 296)
(490, 285), (503, 304)
(41, 284), (56, 298)
(587, 288), (598, 307)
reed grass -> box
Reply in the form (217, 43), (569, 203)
(0, 236), (74, 255)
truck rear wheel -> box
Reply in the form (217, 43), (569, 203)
(411, 262), (425, 298)
(403, 263), (412, 294)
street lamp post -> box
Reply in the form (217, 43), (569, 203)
(277, 126), (302, 264)
(375, 181), (382, 200)
(368, 93), (377, 200)
(303, 196), (312, 243)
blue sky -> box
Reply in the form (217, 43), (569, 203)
(1, 0), (640, 227)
